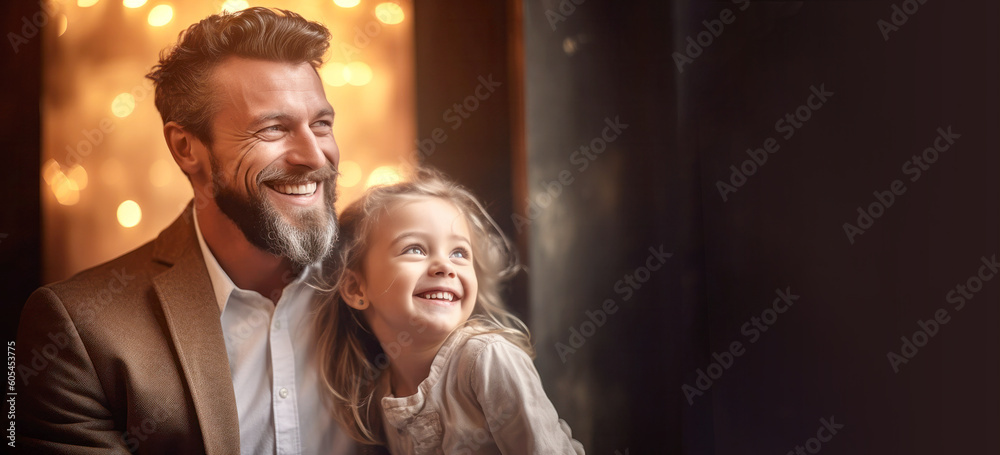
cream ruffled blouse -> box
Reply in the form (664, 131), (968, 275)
(380, 326), (585, 454)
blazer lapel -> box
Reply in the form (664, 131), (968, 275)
(152, 206), (240, 455)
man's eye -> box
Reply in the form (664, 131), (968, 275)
(312, 120), (333, 134)
(403, 246), (425, 255)
(256, 125), (285, 138)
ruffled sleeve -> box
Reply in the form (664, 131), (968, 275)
(466, 336), (585, 454)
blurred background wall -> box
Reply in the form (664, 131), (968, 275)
(416, 0), (999, 453)
(3, 0), (998, 453)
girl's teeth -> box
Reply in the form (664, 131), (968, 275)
(421, 292), (455, 301)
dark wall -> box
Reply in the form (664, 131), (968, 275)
(517, 0), (997, 453)
(687, 1), (997, 453)
(1, 1), (43, 346)
(413, 0), (529, 319)
(523, 1), (695, 453)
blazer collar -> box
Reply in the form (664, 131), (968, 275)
(151, 203), (241, 455)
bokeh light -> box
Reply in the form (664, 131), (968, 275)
(338, 160), (363, 188)
(220, 0), (249, 13)
(563, 37), (578, 56)
(320, 63), (348, 87)
(52, 173), (80, 206)
(375, 3), (404, 24)
(67, 165), (89, 190)
(42, 159), (62, 184)
(117, 200), (142, 228)
(42, 0), (415, 283)
(111, 93), (136, 117)
(365, 165), (403, 188)
(345, 61), (373, 86)
(147, 5), (173, 26)
(57, 15), (68, 37)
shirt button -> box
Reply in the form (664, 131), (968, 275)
(274, 320), (281, 330)
(278, 387), (289, 399)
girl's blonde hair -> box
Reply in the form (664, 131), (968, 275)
(314, 167), (532, 445)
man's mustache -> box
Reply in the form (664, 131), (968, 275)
(256, 163), (339, 187)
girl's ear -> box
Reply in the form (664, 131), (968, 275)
(340, 270), (368, 310)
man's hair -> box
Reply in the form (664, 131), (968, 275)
(146, 7), (331, 144)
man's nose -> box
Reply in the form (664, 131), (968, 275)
(285, 127), (330, 170)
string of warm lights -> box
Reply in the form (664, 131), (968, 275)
(45, 0), (409, 232)
(42, 0), (412, 281)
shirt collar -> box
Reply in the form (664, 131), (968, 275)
(192, 206), (318, 314)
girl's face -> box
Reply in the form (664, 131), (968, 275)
(354, 196), (478, 346)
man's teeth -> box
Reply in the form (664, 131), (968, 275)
(419, 291), (456, 301)
(272, 182), (317, 195)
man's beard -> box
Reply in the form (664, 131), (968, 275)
(211, 156), (339, 268)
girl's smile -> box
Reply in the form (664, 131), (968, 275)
(350, 196), (479, 346)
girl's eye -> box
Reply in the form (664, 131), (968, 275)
(403, 246), (425, 255)
(451, 248), (470, 259)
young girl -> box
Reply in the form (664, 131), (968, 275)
(315, 169), (584, 454)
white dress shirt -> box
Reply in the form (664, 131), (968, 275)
(194, 209), (355, 455)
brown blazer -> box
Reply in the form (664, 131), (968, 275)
(17, 206), (241, 454)
(17, 205), (389, 455)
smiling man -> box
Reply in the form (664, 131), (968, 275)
(17, 8), (369, 455)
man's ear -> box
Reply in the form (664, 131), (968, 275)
(340, 270), (368, 310)
(164, 121), (207, 178)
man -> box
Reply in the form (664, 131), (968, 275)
(17, 8), (371, 454)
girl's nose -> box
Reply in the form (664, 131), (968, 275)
(429, 258), (456, 278)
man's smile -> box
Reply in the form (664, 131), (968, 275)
(269, 181), (318, 196)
